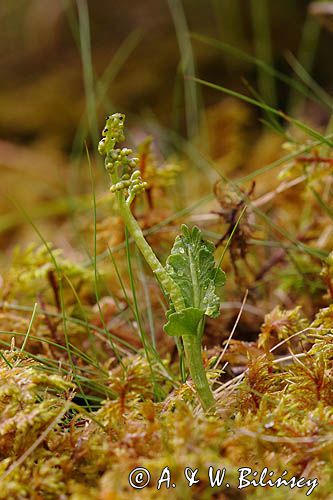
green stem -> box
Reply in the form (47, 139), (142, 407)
(182, 334), (215, 411)
(115, 191), (185, 311)
(108, 161), (215, 411)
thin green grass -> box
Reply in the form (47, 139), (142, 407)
(87, 145), (124, 367)
(20, 302), (38, 353)
(70, 29), (142, 161)
(124, 229), (165, 400)
(0, 334), (116, 403)
(310, 186), (333, 220)
(169, 131), (328, 260)
(137, 251), (157, 349)
(0, 331), (102, 373)
(63, 274), (100, 365)
(288, 12), (321, 115)
(1, 0), (331, 452)
(190, 76), (333, 147)
(0, 301), (138, 353)
(250, 0), (277, 109)
(210, 0), (244, 44)
(168, 0), (200, 139)
(241, 77), (286, 136)
(76, 0), (98, 147)
(0, 350), (13, 368)
(237, 134), (333, 183)
(8, 198), (93, 409)
(88, 193), (215, 265)
(286, 52), (333, 112)
(216, 205), (248, 270)
(107, 244), (150, 348)
(191, 33), (329, 110)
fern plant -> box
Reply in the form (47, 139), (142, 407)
(98, 113), (225, 410)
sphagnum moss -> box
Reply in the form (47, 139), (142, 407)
(98, 113), (225, 411)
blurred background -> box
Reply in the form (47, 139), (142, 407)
(1, 1), (332, 147)
(1, 0), (333, 359)
(1, 0), (333, 253)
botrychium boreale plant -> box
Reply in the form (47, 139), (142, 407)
(98, 113), (225, 411)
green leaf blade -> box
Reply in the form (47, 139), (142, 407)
(164, 307), (204, 337)
(165, 225), (226, 319)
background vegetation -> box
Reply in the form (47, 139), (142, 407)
(1, 1), (333, 498)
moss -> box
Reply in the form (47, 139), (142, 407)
(1, 99), (333, 499)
